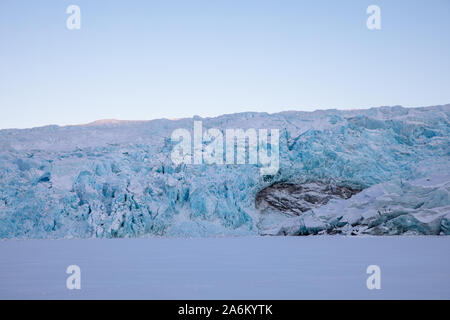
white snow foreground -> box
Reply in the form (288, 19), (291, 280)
(0, 105), (449, 238)
(1, 237), (449, 299)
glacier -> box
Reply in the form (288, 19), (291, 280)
(0, 104), (449, 238)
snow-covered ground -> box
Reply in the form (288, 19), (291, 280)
(0, 237), (449, 299)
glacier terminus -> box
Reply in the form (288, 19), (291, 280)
(0, 104), (449, 238)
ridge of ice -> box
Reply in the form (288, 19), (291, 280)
(0, 104), (449, 238)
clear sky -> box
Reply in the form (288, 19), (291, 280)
(1, 0), (449, 129)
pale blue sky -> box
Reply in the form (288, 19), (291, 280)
(1, 0), (449, 129)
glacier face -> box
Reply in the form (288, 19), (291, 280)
(0, 105), (449, 238)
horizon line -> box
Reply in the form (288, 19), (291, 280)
(1, 103), (449, 131)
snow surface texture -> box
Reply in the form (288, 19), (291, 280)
(0, 105), (449, 238)
(1, 237), (449, 299)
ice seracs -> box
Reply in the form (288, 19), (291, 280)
(0, 104), (449, 238)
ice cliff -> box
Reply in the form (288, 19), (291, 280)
(0, 104), (449, 238)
